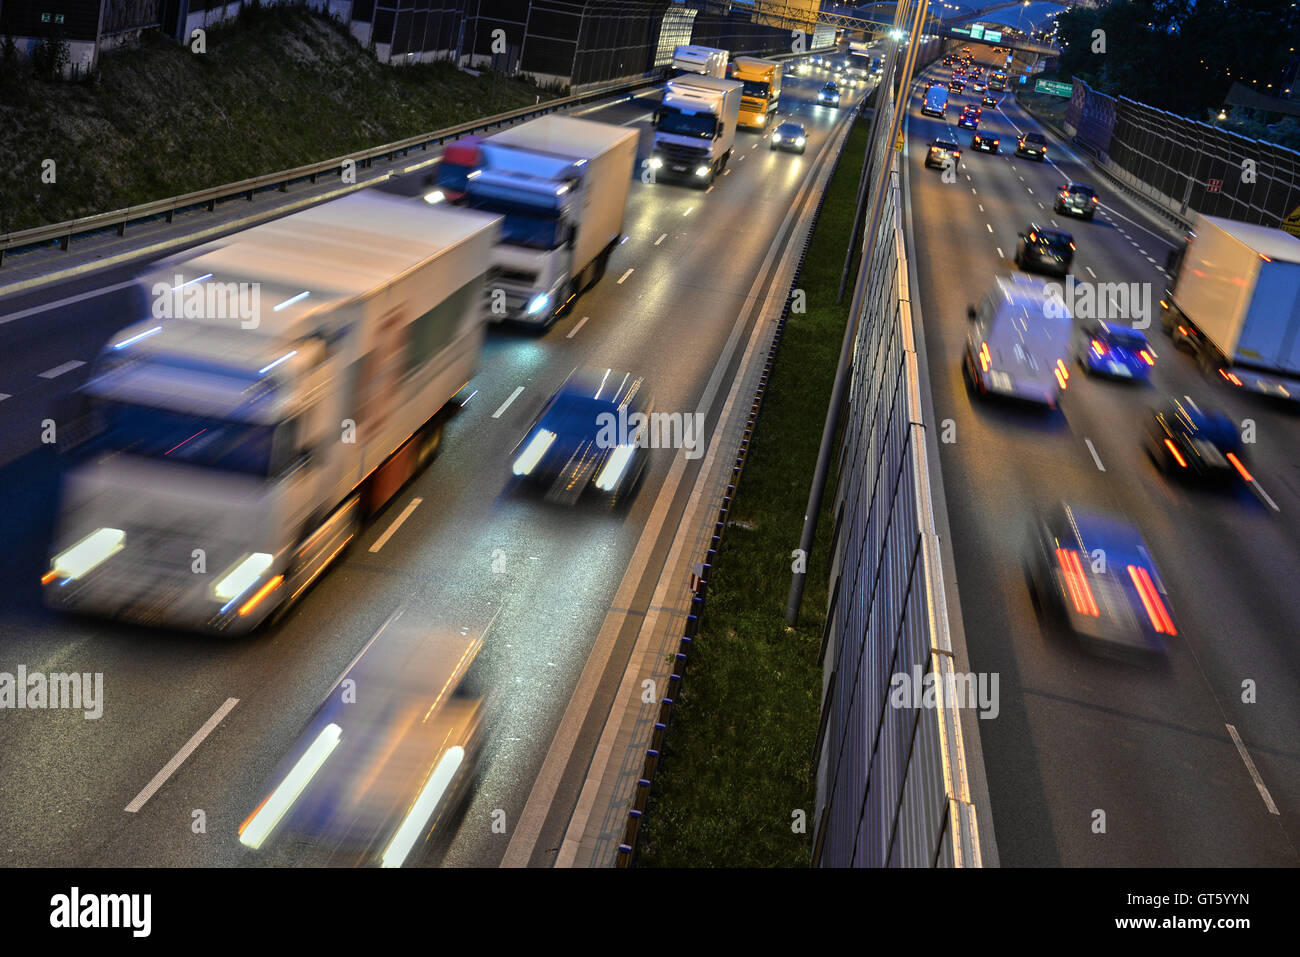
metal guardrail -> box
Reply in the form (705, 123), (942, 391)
(0, 73), (661, 267)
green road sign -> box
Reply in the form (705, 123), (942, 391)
(1035, 80), (1073, 97)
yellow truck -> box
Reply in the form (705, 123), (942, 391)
(730, 56), (783, 130)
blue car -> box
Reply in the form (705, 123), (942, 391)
(1028, 503), (1177, 658)
(1144, 396), (1250, 487)
(510, 369), (652, 505)
(1076, 321), (1155, 380)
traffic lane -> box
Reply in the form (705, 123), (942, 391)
(907, 111), (1298, 864)
(937, 91), (1300, 839)
(0, 87), (851, 866)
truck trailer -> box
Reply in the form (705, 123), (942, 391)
(671, 45), (728, 78)
(730, 56), (783, 129)
(1162, 214), (1300, 402)
(650, 74), (742, 186)
(438, 115), (638, 327)
(44, 192), (500, 634)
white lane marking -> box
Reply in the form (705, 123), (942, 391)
(1084, 438), (1106, 472)
(1146, 256), (1156, 263)
(0, 278), (138, 326)
(682, 207), (694, 217)
(971, 188), (977, 194)
(1226, 724), (1280, 814)
(996, 247), (1004, 258)
(723, 168), (732, 175)
(1050, 219), (1059, 227)
(38, 360), (85, 379)
(986, 224), (993, 233)
(616, 268), (635, 283)
(739, 154), (746, 160)
(654, 233), (667, 246)
(0, 393), (10, 402)
(978, 203), (984, 212)
(1027, 187), (1034, 195)
(125, 697), (239, 812)
(706, 185), (715, 194)
(491, 386), (524, 419)
(1086, 266), (1097, 278)
(1248, 475), (1281, 513)
(369, 497), (422, 553)
(1037, 201), (1045, 209)
(566, 315), (590, 339)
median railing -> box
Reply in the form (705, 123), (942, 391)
(0, 73), (662, 268)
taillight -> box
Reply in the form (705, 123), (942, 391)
(979, 341), (991, 371)
(1139, 350), (1154, 365)
(1127, 565), (1176, 635)
(1163, 439), (1188, 468)
(1219, 368), (1243, 386)
(1226, 451), (1253, 483)
(1055, 359), (1070, 389)
(1091, 339), (1107, 356)
(1056, 548), (1099, 617)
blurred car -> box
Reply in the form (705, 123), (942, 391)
(1016, 223), (1074, 277)
(239, 618), (490, 866)
(948, 79), (965, 93)
(957, 106), (981, 129)
(1027, 502), (1176, 657)
(1144, 396), (1251, 486)
(1076, 321), (1155, 380)
(971, 132), (1000, 153)
(982, 94), (997, 107)
(770, 121), (808, 153)
(964, 274), (1073, 407)
(1016, 131), (1048, 160)
(818, 82), (841, 106)
(972, 80), (987, 93)
(510, 369), (651, 505)
(925, 138), (962, 170)
(1055, 182), (1099, 220)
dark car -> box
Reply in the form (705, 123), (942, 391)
(510, 369), (651, 505)
(981, 94), (997, 107)
(1027, 502), (1177, 657)
(1144, 396), (1250, 486)
(957, 106), (981, 129)
(925, 138), (962, 170)
(971, 132), (1000, 153)
(1015, 131), (1048, 160)
(818, 82), (841, 107)
(1015, 224), (1074, 277)
(1055, 182), (1099, 220)
(1076, 321), (1155, 381)
(948, 79), (965, 93)
(972, 80), (987, 93)
(770, 121), (808, 154)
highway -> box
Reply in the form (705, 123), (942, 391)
(906, 59), (1300, 865)
(0, 65), (867, 866)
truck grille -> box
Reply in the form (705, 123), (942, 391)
(484, 266), (537, 317)
(656, 141), (708, 168)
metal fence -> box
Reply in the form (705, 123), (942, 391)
(812, 80), (982, 868)
(1067, 77), (1300, 231)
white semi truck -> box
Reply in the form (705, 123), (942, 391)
(445, 115), (638, 328)
(650, 74), (742, 187)
(1162, 214), (1300, 402)
(44, 192), (500, 633)
(671, 45), (728, 78)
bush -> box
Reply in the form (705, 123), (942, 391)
(31, 29), (70, 80)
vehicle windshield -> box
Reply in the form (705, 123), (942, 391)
(934, 141), (958, 150)
(1041, 233), (1073, 251)
(776, 124), (804, 136)
(1066, 186), (1095, 197)
(466, 195), (565, 250)
(738, 79), (772, 99)
(1024, 134), (1045, 143)
(658, 107), (717, 138)
(83, 399), (284, 477)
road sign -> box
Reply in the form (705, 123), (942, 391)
(1035, 80), (1073, 97)
(895, 131), (904, 152)
(1207, 179), (1223, 194)
(1282, 205), (1300, 238)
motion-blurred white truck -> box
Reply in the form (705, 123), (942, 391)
(450, 115), (637, 327)
(671, 45), (728, 78)
(650, 74), (742, 186)
(1162, 214), (1300, 402)
(44, 192), (500, 633)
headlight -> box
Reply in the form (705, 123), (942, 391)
(513, 429), (556, 476)
(695, 165), (711, 177)
(795, 137), (806, 146)
(48, 528), (124, 582)
(526, 293), (551, 315)
(214, 552), (274, 602)
(595, 446), (636, 491)
(422, 190), (445, 205)
(755, 115), (765, 125)
(649, 156), (663, 169)
(772, 133), (782, 143)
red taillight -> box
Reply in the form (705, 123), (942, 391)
(1226, 451), (1253, 483)
(1091, 338), (1107, 356)
(1056, 548), (1099, 617)
(1177, 325), (1189, 335)
(979, 341), (991, 371)
(1127, 565), (1176, 635)
(1163, 439), (1188, 468)
(1219, 368), (1243, 386)
(1140, 350), (1154, 365)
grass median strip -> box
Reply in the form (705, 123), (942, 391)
(638, 112), (871, 867)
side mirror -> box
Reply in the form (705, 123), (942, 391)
(967, 306), (977, 321)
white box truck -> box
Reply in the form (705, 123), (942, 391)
(44, 192), (500, 634)
(448, 115), (638, 327)
(671, 45), (728, 78)
(964, 275), (1074, 408)
(1162, 214), (1300, 402)
(650, 74), (742, 187)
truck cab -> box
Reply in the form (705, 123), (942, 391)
(730, 56), (782, 129)
(651, 75), (742, 186)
